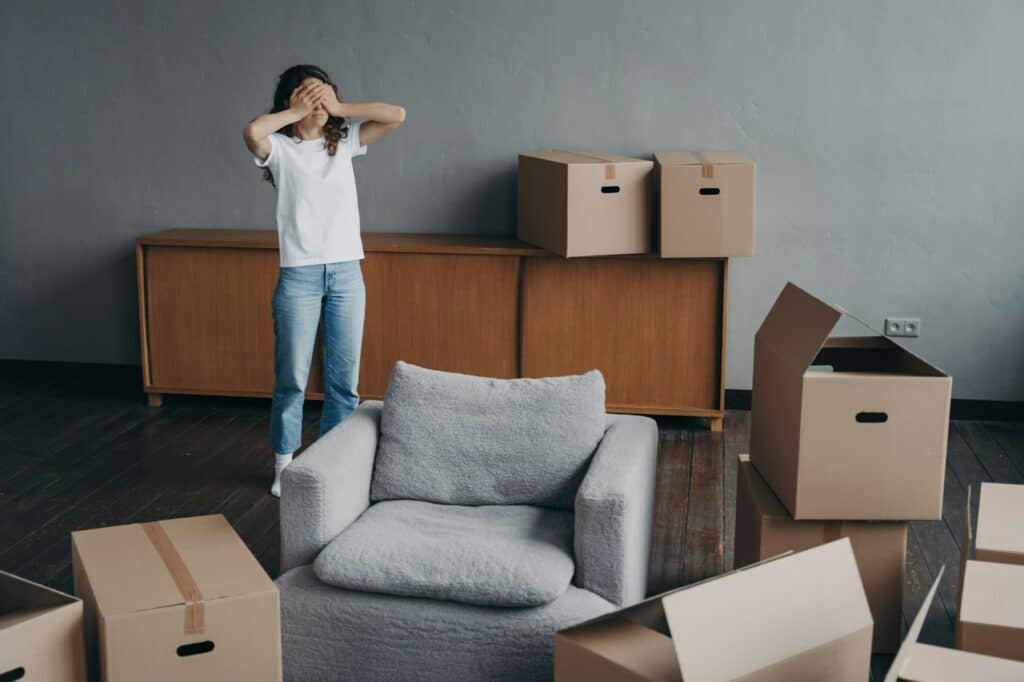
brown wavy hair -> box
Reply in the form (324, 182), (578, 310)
(261, 64), (349, 187)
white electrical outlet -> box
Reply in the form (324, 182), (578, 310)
(885, 317), (920, 338)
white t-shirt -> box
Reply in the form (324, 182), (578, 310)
(254, 120), (367, 267)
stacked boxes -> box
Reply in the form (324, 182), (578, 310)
(956, 483), (1024, 662)
(736, 281), (953, 653)
(516, 149), (755, 258)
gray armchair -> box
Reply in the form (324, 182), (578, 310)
(277, 375), (658, 681)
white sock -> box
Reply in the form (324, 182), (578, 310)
(271, 452), (293, 498)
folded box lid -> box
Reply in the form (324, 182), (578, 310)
(755, 282), (947, 376)
(71, 515), (275, 618)
(976, 482), (1024, 559)
(0, 570), (79, 631)
(737, 453), (790, 518)
(654, 151), (753, 166)
(664, 539), (871, 680)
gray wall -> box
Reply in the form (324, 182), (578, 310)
(2, 1), (1022, 400)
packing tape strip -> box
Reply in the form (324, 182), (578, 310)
(822, 521), (844, 544)
(552, 150), (617, 180)
(141, 521), (205, 635)
(694, 151), (715, 179)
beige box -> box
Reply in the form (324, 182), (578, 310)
(955, 485), (1024, 663)
(749, 282), (952, 520)
(555, 539), (872, 681)
(974, 482), (1024, 565)
(72, 514), (281, 682)
(0, 571), (86, 681)
(734, 454), (906, 653)
(654, 151), (755, 257)
(517, 150), (653, 257)
(886, 566), (1024, 681)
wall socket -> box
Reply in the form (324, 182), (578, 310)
(885, 317), (920, 338)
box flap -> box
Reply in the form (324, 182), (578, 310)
(959, 487), (973, 606)
(663, 539), (872, 680)
(756, 283), (844, 370)
(0, 570), (78, 619)
(654, 151), (753, 166)
(71, 515), (275, 617)
(887, 566), (1024, 681)
(976, 482), (1024, 559)
(523, 149), (647, 165)
(738, 453), (790, 518)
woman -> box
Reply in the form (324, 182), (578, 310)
(243, 64), (405, 496)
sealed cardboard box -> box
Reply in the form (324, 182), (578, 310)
(555, 539), (872, 681)
(734, 453), (906, 652)
(749, 282), (952, 520)
(72, 514), (281, 682)
(517, 150), (653, 257)
(974, 482), (1024, 565)
(955, 485), (1024, 662)
(654, 151), (755, 257)
(886, 566), (1024, 681)
(0, 571), (86, 681)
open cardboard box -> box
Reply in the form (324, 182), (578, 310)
(654, 151), (755, 258)
(749, 282), (952, 520)
(0, 570), (86, 681)
(734, 453), (906, 652)
(518, 150), (653, 257)
(72, 514), (281, 682)
(555, 539), (872, 681)
(955, 485), (1024, 662)
(885, 565), (1024, 681)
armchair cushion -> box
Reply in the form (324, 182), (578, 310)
(313, 500), (576, 607)
(370, 361), (606, 509)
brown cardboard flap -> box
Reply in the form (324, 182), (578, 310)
(0, 570), (79, 617)
(663, 539), (871, 680)
(886, 566), (944, 682)
(959, 487), (973, 609)
(755, 283), (844, 370)
(654, 151), (753, 166)
(528, 150), (647, 166)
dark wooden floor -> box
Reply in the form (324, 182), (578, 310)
(2, 364), (1022, 679)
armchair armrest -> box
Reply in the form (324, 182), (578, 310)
(279, 401), (382, 573)
(574, 414), (659, 606)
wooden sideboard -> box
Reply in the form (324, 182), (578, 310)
(136, 229), (728, 429)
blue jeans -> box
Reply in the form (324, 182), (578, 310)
(270, 260), (366, 454)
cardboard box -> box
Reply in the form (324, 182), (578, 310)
(555, 539), (872, 681)
(885, 566), (1024, 681)
(974, 482), (1024, 565)
(955, 485), (1024, 662)
(749, 282), (952, 520)
(0, 571), (86, 681)
(72, 514), (281, 682)
(734, 453), (906, 652)
(654, 151), (755, 257)
(517, 150), (653, 257)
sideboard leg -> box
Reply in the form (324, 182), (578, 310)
(147, 392), (164, 407)
(708, 416), (723, 432)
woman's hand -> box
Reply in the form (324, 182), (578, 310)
(288, 81), (326, 118)
(319, 86), (346, 118)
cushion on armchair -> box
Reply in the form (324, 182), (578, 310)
(313, 500), (575, 607)
(370, 361), (606, 509)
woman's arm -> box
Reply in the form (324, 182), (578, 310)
(243, 82), (325, 160)
(327, 100), (407, 147)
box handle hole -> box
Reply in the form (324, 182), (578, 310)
(855, 411), (888, 423)
(600, 185), (620, 194)
(699, 187), (721, 196)
(177, 641), (215, 657)
(0, 668), (26, 682)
